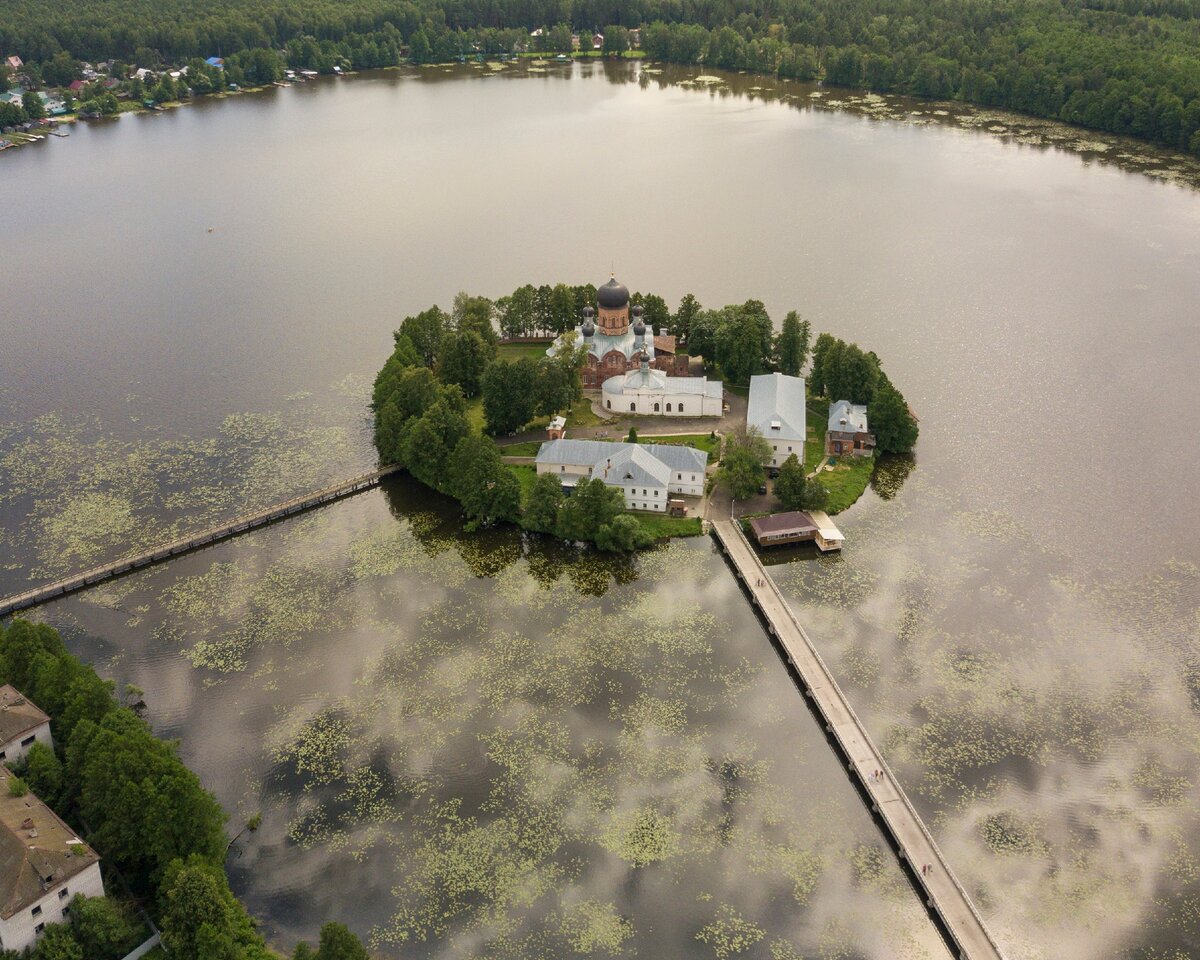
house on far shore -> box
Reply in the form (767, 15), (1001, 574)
(591, 33), (604, 49)
(747, 372), (806, 471)
(5, 57), (22, 71)
(0, 686), (52, 766)
(205, 57), (225, 69)
(0, 767), (104, 953)
(825, 400), (875, 458)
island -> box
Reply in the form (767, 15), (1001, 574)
(371, 273), (918, 553)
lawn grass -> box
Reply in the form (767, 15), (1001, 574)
(499, 441), (542, 456)
(640, 433), (721, 456)
(507, 464), (538, 504)
(632, 512), (703, 539)
(465, 397), (486, 434)
(497, 341), (552, 362)
(814, 454), (875, 514)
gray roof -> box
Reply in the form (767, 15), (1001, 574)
(603, 369), (723, 397)
(547, 326), (656, 364)
(536, 439), (708, 476)
(0, 687), (48, 747)
(828, 400), (869, 434)
(595, 446), (670, 486)
(747, 373), (806, 442)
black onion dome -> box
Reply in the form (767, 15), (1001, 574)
(581, 317), (595, 337)
(632, 317), (646, 337)
(597, 277), (630, 309)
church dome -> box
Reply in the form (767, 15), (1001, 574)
(597, 277), (630, 309)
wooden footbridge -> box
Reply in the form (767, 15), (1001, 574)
(711, 519), (1004, 960)
(0, 465), (401, 619)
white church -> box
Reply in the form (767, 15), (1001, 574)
(601, 361), (725, 418)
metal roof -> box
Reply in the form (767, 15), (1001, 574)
(828, 400), (869, 434)
(595, 446), (670, 486)
(536, 439), (707, 476)
(547, 326), (656, 364)
(602, 370), (723, 397)
(747, 373), (806, 442)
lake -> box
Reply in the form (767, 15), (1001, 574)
(1, 60), (1198, 959)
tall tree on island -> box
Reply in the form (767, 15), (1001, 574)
(524, 473), (565, 534)
(715, 300), (774, 384)
(775, 311), (811, 377)
(673, 294), (702, 344)
(774, 453), (829, 511)
(716, 425), (772, 500)
(869, 386), (919, 453)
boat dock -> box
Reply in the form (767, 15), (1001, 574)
(0, 465), (401, 619)
(711, 519), (1004, 960)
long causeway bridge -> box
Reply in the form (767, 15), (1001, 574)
(0, 465), (401, 619)
(711, 518), (1004, 960)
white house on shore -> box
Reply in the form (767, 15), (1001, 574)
(0, 764), (104, 953)
(747, 372), (807, 470)
(535, 439), (708, 511)
(601, 362), (724, 417)
(0, 686), (52, 766)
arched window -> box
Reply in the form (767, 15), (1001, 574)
(654, 403), (660, 412)
(630, 403), (636, 412)
(666, 403), (672, 412)
(678, 403), (684, 413)
(606, 400), (611, 409)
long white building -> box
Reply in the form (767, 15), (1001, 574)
(747, 372), (807, 470)
(535, 439), (709, 511)
(601, 364), (724, 418)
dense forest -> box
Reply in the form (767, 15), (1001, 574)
(2, 0), (1200, 153)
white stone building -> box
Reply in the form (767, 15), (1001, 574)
(535, 439), (708, 510)
(0, 768), (104, 953)
(747, 372), (807, 470)
(0, 686), (52, 766)
(601, 363), (724, 417)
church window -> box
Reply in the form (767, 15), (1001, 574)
(630, 403), (636, 412)
(654, 403), (659, 412)
(678, 403), (684, 413)
(606, 400), (611, 409)
(666, 403), (672, 412)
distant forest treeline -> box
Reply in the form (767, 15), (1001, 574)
(4, 0), (1200, 154)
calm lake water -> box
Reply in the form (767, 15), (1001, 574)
(2, 61), (1199, 959)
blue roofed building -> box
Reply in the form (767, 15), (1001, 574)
(747, 372), (807, 470)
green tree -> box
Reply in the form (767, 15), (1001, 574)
(673, 294), (701, 342)
(438, 330), (490, 398)
(23, 90), (46, 120)
(809, 333), (837, 396)
(314, 922), (370, 960)
(371, 335), (420, 410)
(774, 453), (828, 511)
(775, 311), (811, 377)
(500, 284), (535, 339)
(523, 473), (564, 534)
(159, 856), (268, 960)
(870, 386), (919, 453)
(402, 396), (469, 492)
(30, 925), (83, 960)
(399, 305), (449, 368)
(595, 513), (651, 552)
(68, 709), (228, 889)
(20, 741), (63, 807)
(557, 477), (623, 542)
(717, 425), (772, 500)
(409, 30), (432, 64)
(715, 300), (773, 384)
(451, 292), (498, 347)
(481, 359), (537, 434)
(69, 894), (141, 960)
(450, 434), (520, 525)
(603, 26), (630, 56)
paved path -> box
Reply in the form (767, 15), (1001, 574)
(711, 519), (1004, 960)
(0, 466), (401, 618)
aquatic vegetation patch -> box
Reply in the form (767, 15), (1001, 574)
(695, 904), (765, 958)
(601, 805), (679, 866)
(557, 899), (633, 954)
